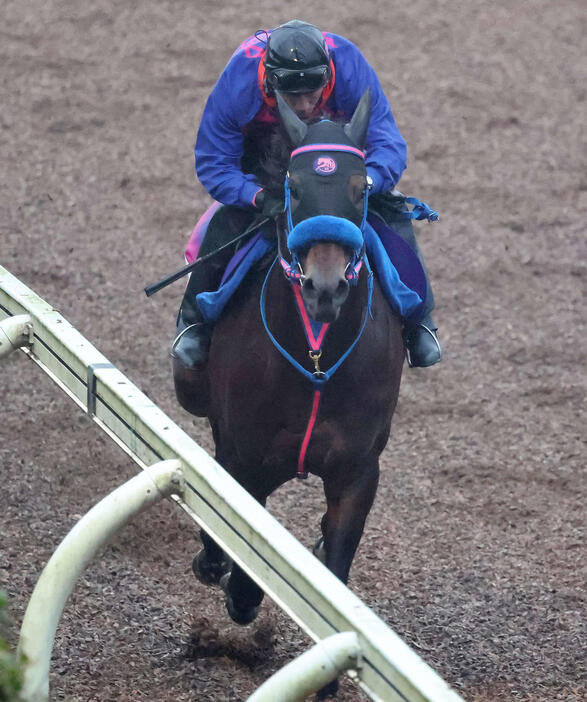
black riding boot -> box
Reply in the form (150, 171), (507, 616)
(170, 265), (215, 368)
(170, 205), (259, 369)
(403, 315), (442, 368)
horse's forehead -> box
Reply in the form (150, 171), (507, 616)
(290, 120), (365, 173)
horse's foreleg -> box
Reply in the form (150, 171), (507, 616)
(221, 486), (272, 625)
(192, 529), (231, 585)
(321, 463), (380, 584)
(313, 466), (379, 702)
(221, 561), (265, 625)
(192, 432), (234, 585)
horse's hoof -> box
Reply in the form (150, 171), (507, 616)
(192, 549), (231, 585)
(316, 677), (339, 699)
(220, 573), (260, 625)
(313, 536), (326, 564)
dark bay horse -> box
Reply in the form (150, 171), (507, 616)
(173, 92), (406, 629)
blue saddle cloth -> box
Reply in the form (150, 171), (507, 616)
(197, 220), (426, 324)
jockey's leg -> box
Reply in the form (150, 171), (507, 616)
(171, 206), (256, 368)
(370, 190), (441, 368)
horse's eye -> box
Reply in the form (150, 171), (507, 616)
(289, 180), (302, 208)
(289, 180), (300, 199)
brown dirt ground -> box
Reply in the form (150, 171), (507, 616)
(1, 1), (585, 700)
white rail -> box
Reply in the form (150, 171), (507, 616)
(248, 632), (361, 701)
(17, 461), (184, 701)
(0, 265), (464, 702)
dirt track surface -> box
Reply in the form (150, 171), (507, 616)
(1, 1), (585, 700)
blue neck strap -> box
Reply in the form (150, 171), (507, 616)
(260, 255), (374, 388)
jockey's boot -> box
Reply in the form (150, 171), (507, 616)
(170, 266), (215, 369)
(170, 205), (260, 368)
(403, 315), (442, 368)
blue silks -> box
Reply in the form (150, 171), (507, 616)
(196, 223), (423, 324)
(362, 223), (423, 319)
(194, 32), (407, 208)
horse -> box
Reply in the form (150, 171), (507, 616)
(173, 91), (409, 642)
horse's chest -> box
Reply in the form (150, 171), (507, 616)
(210, 277), (400, 476)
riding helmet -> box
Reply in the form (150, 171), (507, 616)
(264, 20), (331, 94)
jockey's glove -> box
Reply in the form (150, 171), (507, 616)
(254, 189), (284, 218)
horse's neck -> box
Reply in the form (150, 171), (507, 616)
(243, 124), (293, 196)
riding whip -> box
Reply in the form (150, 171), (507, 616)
(144, 216), (270, 297)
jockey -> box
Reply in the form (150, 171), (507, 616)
(171, 19), (442, 370)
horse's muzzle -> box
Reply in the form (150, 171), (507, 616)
(302, 277), (349, 322)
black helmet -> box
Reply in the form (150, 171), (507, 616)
(264, 20), (331, 94)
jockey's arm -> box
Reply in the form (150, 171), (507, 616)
(195, 34), (407, 205)
(330, 36), (407, 193)
(195, 54), (264, 208)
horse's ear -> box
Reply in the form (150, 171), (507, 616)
(276, 91), (308, 146)
(344, 89), (371, 148)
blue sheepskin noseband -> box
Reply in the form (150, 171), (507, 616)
(287, 215), (364, 255)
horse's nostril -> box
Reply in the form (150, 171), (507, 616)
(333, 279), (350, 303)
(303, 278), (315, 292)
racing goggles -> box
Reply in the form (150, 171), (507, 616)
(267, 64), (330, 94)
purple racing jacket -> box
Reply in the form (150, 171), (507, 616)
(194, 30), (407, 208)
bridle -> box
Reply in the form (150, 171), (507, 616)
(260, 139), (375, 479)
(278, 141), (371, 287)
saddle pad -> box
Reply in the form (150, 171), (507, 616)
(196, 232), (273, 323)
(362, 223), (423, 320)
(184, 201), (222, 264)
(367, 215), (428, 304)
(195, 223), (424, 324)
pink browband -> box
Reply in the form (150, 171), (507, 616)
(291, 144), (365, 159)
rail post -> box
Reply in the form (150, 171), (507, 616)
(0, 313), (32, 359)
(247, 632), (361, 702)
(17, 459), (184, 702)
